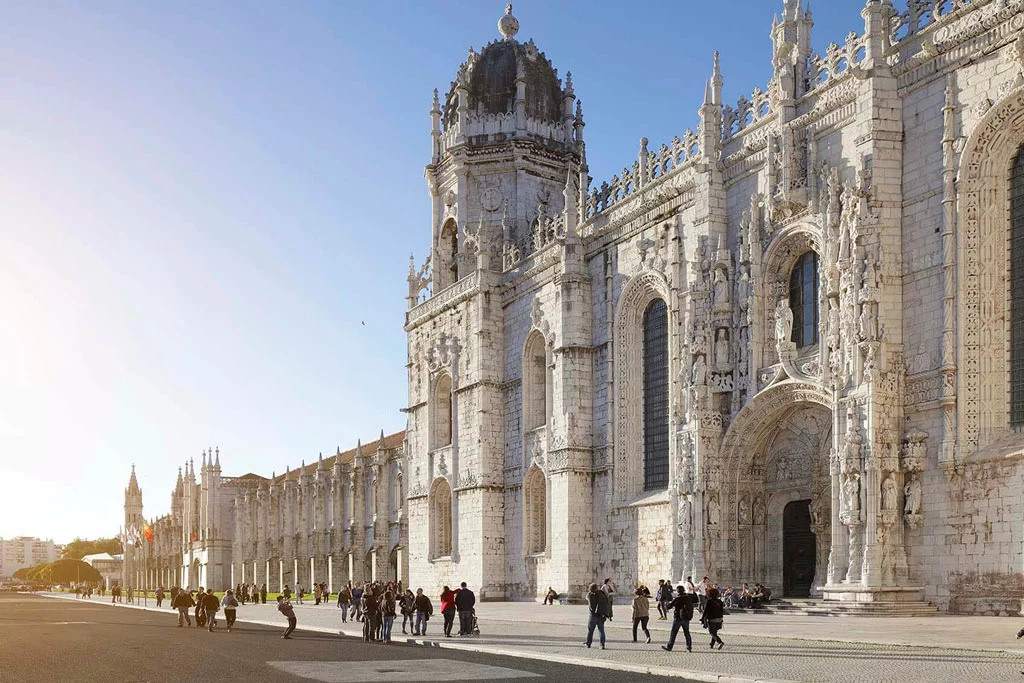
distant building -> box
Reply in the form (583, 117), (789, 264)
(0, 537), (58, 580)
(81, 552), (123, 589)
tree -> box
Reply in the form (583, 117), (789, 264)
(26, 560), (101, 584)
(61, 537), (123, 560)
(12, 568), (30, 580)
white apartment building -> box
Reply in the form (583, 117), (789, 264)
(0, 537), (58, 580)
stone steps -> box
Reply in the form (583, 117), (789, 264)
(727, 598), (941, 617)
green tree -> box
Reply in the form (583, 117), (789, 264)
(61, 537), (123, 560)
(29, 559), (102, 584)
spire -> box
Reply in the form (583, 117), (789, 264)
(201, 449), (207, 468)
(318, 452), (325, 470)
(703, 79), (712, 106)
(214, 447), (220, 469)
(711, 51), (723, 106)
(127, 464), (141, 497)
(563, 166), (578, 237)
(564, 71), (574, 98)
(498, 3), (519, 41)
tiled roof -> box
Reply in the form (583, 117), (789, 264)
(268, 430), (406, 483)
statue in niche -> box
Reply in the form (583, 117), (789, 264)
(707, 495), (721, 527)
(881, 474), (898, 511)
(859, 303), (879, 342)
(904, 475), (922, 516)
(737, 268), (751, 313)
(738, 326), (750, 367)
(738, 497), (751, 525)
(863, 257), (879, 295)
(692, 354), (707, 386)
(753, 498), (766, 525)
(827, 299), (840, 347)
(842, 474), (861, 516)
(713, 268), (730, 309)
(775, 298), (794, 348)
(677, 497), (692, 537)
(715, 329), (730, 370)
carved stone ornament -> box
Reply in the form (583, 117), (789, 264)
(901, 429), (928, 473)
(427, 333), (461, 373)
(530, 297), (553, 341)
(481, 186), (504, 213)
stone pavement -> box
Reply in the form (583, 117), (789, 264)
(43, 594), (1024, 682)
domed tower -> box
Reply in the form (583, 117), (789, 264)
(406, 4), (586, 599)
(424, 2), (586, 290)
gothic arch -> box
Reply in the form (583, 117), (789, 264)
(428, 476), (453, 559)
(522, 329), (552, 432)
(613, 271), (674, 502)
(957, 87), (1024, 455)
(762, 221), (824, 286)
(430, 372), (453, 450)
(522, 465), (547, 556)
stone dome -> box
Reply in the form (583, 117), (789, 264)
(443, 9), (564, 128)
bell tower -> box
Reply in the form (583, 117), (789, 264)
(123, 465), (143, 589)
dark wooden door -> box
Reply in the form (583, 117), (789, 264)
(783, 499), (815, 598)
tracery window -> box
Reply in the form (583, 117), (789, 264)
(433, 374), (453, 448)
(789, 251), (819, 348)
(523, 331), (551, 431)
(643, 299), (669, 491)
(523, 467), (547, 555)
(1011, 146), (1024, 425)
(429, 478), (453, 558)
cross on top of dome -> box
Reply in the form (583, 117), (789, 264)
(498, 3), (519, 41)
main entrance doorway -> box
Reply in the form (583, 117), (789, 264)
(782, 500), (815, 597)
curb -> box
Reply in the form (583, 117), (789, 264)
(37, 593), (792, 683)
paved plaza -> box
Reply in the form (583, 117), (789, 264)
(41, 592), (1024, 682)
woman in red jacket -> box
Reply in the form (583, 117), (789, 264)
(440, 585), (457, 637)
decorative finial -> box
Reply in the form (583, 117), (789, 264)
(498, 3), (519, 41)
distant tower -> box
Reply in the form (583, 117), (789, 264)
(123, 465), (143, 589)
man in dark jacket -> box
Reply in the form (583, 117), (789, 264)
(661, 585), (697, 652)
(454, 582), (476, 636)
(171, 587), (195, 627)
(584, 583), (611, 649)
(413, 588), (432, 636)
(277, 596), (297, 639)
(204, 589), (221, 632)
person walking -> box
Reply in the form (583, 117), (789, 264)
(361, 587), (380, 642)
(337, 583), (351, 622)
(696, 576), (710, 614)
(584, 582), (611, 650)
(400, 589), (416, 634)
(204, 588), (220, 632)
(351, 584), (364, 622)
(440, 586), (456, 638)
(654, 580), (667, 620)
(381, 590), (397, 644)
(222, 589), (239, 632)
(701, 587), (725, 649)
(455, 582), (476, 636)
(172, 587), (195, 628)
(194, 588), (206, 628)
(155, 586), (165, 608)
(260, 583), (267, 604)
(277, 595), (297, 639)
(661, 585), (697, 652)
(413, 588), (432, 636)
(631, 587), (651, 643)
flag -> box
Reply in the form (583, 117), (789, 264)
(143, 524), (154, 542)
(189, 531), (197, 542)
(127, 524), (142, 547)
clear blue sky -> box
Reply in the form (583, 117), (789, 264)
(0, 1), (866, 543)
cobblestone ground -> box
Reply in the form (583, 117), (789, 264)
(47, 595), (1024, 682)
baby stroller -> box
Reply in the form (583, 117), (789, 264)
(470, 608), (480, 636)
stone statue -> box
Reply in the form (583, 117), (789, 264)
(904, 475), (922, 516)
(775, 298), (794, 347)
(881, 474), (898, 511)
(753, 498), (766, 525)
(677, 497), (692, 537)
(863, 257), (878, 294)
(715, 329), (730, 370)
(827, 298), (840, 346)
(713, 268), (730, 309)
(737, 269), (751, 312)
(859, 303), (878, 342)
(842, 474), (860, 515)
(738, 497), (751, 525)
(692, 354), (707, 386)
(707, 496), (721, 527)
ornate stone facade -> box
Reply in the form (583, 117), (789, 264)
(123, 433), (408, 592)
(405, 1), (1024, 612)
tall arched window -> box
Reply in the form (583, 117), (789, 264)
(433, 374), (453, 448)
(789, 251), (819, 348)
(643, 299), (669, 491)
(429, 478), (453, 558)
(523, 331), (550, 431)
(523, 467), (546, 555)
(1011, 145), (1024, 425)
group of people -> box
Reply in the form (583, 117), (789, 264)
(585, 576), (728, 652)
(722, 583), (772, 609)
(168, 586), (239, 632)
(230, 582), (268, 604)
(72, 584), (96, 599)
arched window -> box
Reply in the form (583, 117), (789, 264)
(523, 467), (547, 555)
(523, 331), (551, 431)
(433, 374), (453, 448)
(439, 219), (459, 289)
(1011, 145), (1024, 425)
(429, 478), (453, 558)
(789, 252), (819, 348)
(643, 299), (669, 491)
